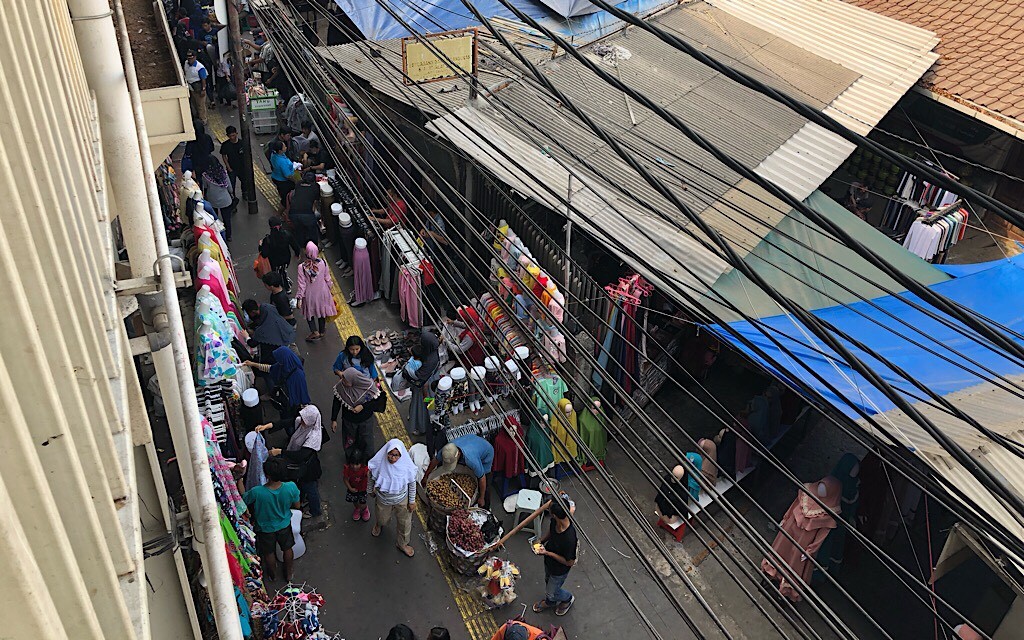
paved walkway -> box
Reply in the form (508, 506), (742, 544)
(204, 104), (903, 639)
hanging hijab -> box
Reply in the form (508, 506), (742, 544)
(244, 431), (269, 488)
(287, 405), (323, 452)
(333, 368), (380, 409)
(270, 346), (311, 406)
(698, 438), (718, 483)
(369, 438), (417, 493)
(301, 241), (321, 280)
(795, 476), (842, 531)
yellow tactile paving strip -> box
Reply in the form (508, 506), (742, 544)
(208, 111), (497, 638)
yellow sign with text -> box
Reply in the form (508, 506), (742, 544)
(403, 31), (477, 84)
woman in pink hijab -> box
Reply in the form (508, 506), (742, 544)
(295, 241), (337, 342)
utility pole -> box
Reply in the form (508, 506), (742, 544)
(227, 0), (259, 215)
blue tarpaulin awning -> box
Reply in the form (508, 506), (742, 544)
(708, 256), (1024, 422)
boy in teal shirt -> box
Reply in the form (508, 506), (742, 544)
(243, 457), (301, 582)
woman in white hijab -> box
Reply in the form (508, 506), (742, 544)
(257, 404), (325, 518)
(368, 438), (418, 557)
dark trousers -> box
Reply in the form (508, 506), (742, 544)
(227, 171), (237, 196)
(291, 213), (319, 249)
(306, 317), (326, 333)
(216, 205), (234, 241)
(300, 479), (322, 516)
(274, 179), (294, 206)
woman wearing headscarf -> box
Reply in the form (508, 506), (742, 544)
(407, 330), (440, 436)
(369, 438), (418, 557)
(295, 241), (337, 342)
(256, 405), (325, 518)
(333, 335), (378, 380)
(201, 156), (235, 241)
(242, 298), (295, 366)
(246, 346), (309, 422)
(331, 368), (386, 453)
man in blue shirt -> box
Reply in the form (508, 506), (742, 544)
(429, 434), (494, 508)
(183, 50), (209, 123)
(268, 140), (295, 210)
(243, 457), (301, 582)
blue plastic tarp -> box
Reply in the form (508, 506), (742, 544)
(708, 256), (1024, 421)
(334, 0), (674, 43)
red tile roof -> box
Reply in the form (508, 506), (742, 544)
(845, 0), (1024, 124)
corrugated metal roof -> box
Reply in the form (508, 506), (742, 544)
(856, 376), (1024, 559)
(706, 0), (940, 135)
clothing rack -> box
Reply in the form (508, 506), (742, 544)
(903, 204), (968, 264)
(443, 409), (519, 440)
(881, 158), (960, 237)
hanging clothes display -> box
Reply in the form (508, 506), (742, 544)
(902, 208), (968, 263)
(761, 477), (841, 602)
(549, 398), (578, 465)
(577, 397), (608, 464)
(491, 416), (526, 479)
(398, 264), (423, 328)
(816, 454), (860, 575)
(592, 275), (653, 397)
(533, 372), (568, 417)
(882, 165), (960, 235)
(525, 415), (555, 477)
(351, 238), (375, 304)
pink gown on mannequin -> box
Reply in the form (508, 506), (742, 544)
(761, 477), (841, 602)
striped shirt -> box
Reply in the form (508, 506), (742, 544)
(371, 476), (416, 505)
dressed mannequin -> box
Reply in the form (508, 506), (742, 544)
(697, 438), (718, 486)
(548, 288), (566, 324)
(433, 375), (453, 418)
(761, 477), (841, 602)
(655, 465), (689, 527)
(816, 454), (860, 576)
(468, 365), (486, 413)
(494, 218), (509, 250)
(195, 319), (239, 386)
(525, 411), (555, 477)
(449, 367), (468, 415)
(492, 416), (527, 498)
(483, 356), (502, 402)
(549, 398), (578, 474)
(577, 397), (607, 468)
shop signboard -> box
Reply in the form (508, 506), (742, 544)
(402, 29), (478, 85)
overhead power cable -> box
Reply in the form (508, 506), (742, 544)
(284, 0), (1024, 563)
(260, 7), (1003, 634)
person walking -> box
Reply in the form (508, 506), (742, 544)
(257, 405), (325, 519)
(331, 368), (386, 453)
(532, 499), (577, 616)
(241, 299), (295, 366)
(295, 241), (337, 342)
(288, 172), (321, 248)
(201, 156), (234, 241)
(343, 446), (370, 522)
(219, 125), (243, 196)
(182, 49), (208, 123)
(243, 456), (300, 582)
(259, 216), (301, 293)
(369, 439), (418, 557)
(269, 140), (295, 209)
(262, 271), (296, 326)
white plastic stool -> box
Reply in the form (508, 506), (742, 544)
(513, 489), (544, 539)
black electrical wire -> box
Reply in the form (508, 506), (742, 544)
(258, 11), (856, 634)
(427, 0), (1024, 532)
(301, 2), (1024, 565)
(260, 8), (1003, 634)
(281, 1), (1024, 563)
(257, 12), (723, 637)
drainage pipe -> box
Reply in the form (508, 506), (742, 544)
(110, 0), (242, 636)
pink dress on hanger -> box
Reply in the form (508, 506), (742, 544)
(295, 242), (337, 320)
(761, 477), (841, 602)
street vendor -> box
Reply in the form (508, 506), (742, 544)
(491, 621), (548, 640)
(426, 434), (494, 508)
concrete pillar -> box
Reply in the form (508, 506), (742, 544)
(67, 0), (158, 277)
